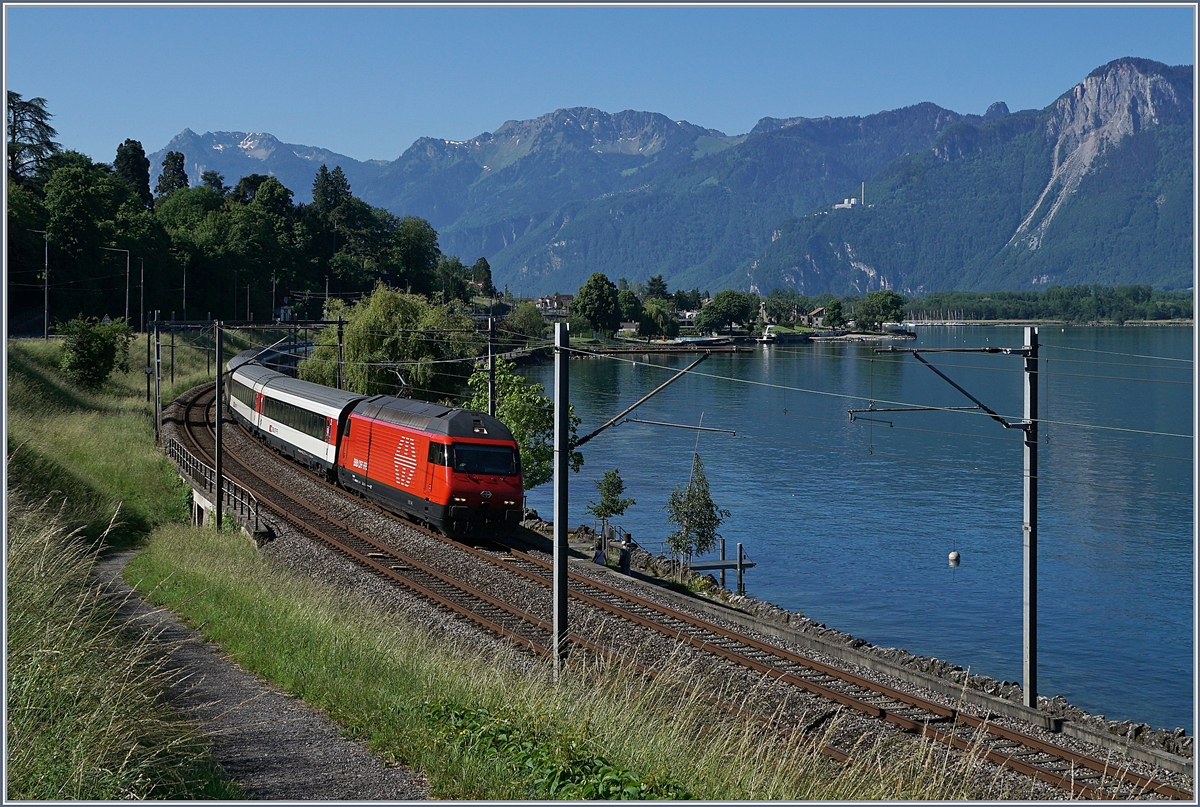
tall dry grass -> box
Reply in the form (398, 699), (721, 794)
(5, 489), (239, 799)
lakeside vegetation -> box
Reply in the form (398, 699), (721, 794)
(902, 285), (1193, 324)
(8, 335), (1032, 799)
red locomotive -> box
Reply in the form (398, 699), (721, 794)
(229, 357), (523, 535)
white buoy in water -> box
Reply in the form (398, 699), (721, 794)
(948, 550), (961, 566)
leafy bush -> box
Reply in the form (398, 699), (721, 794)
(57, 315), (133, 390)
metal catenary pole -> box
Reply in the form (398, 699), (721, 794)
(336, 316), (344, 391)
(852, 332), (1040, 707)
(153, 316), (162, 445)
(1022, 326), (1039, 708)
(488, 317), (496, 417)
(552, 322), (570, 676)
(214, 320), (223, 530)
(139, 258), (144, 334)
(145, 312), (152, 402)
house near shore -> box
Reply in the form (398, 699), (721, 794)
(804, 307), (826, 328)
(536, 293), (573, 312)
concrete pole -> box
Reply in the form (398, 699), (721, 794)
(552, 322), (570, 676)
(488, 317), (496, 417)
(737, 542), (745, 595)
(1023, 326), (1039, 708)
(719, 537), (726, 590)
(139, 258), (144, 334)
(214, 321), (223, 530)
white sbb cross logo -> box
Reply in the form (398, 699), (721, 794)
(394, 437), (418, 488)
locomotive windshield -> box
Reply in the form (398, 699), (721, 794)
(452, 443), (519, 476)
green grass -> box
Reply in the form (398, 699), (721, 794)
(125, 525), (1021, 800)
(5, 488), (241, 799)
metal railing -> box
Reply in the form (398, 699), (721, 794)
(166, 437), (262, 530)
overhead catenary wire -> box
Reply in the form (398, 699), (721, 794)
(564, 346), (1194, 440)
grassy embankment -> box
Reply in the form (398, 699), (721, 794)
(6, 334), (239, 798)
(9, 332), (1019, 800)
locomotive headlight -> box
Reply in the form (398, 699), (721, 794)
(452, 496), (467, 503)
(503, 500), (516, 506)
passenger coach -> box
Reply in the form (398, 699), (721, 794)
(228, 362), (366, 475)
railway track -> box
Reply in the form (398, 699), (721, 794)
(170, 383), (1192, 800)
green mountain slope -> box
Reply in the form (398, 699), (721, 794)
(729, 58), (1193, 295)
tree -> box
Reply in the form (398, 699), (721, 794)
(200, 170), (227, 195)
(823, 299), (845, 329)
(509, 301), (547, 340)
(664, 453), (730, 580)
(58, 315), (133, 390)
(466, 358), (582, 490)
(694, 290), (757, 335)
(231, 173), (270, 204)
(855, 289), (906, 331)
(389, 215), (441, 292)
(586, 468), (635, 523)
(673, 288), (702, 311)
(298, 283), (477, 400)
(154, 151), (189, 198)
(644, 273), (669, 301)
(471, 257), (497, 297)
(433, 255), (471, 303)
(638, 298), (678, 341)
(113, 139), (152, 207)
(312, 164), (352, 216)
(572, 272), (621, 335)
(617, 288), (642, 323)
(7, 92), (60, 184)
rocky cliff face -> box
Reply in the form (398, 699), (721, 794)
(1007, 58), (1190, 251)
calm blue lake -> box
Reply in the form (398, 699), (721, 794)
(522, 326), (1194, 731)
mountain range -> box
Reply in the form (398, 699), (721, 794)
(149, 57), (1193, 296)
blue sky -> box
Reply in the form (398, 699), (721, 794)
(5, 5), (1195, 164)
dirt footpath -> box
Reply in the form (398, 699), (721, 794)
(95, 551), (429, 800)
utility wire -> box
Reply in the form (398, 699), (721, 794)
(565, 347), (1194, 440)
(1040, 343), (1193, 363)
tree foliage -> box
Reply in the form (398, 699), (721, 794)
(57, 315), (133, 390)
(571, 272), (621, 335)
(154, 151), (189, 198)
(638, 299), (678, 340)
(855, 289), (906, 330)
(822, 299), (846, 328)
(586, 468), (635, 522)
(466, 358), (582, 490)
(298, 283), (477, 400)
(664, 453), (730, 573)
(7, 91), (59, 184)
(617, 288), (642, 323)
(471, 257), (497, 297)
(509, 302), (547, 340)
(113, 139), (152, 207)
(694, 290), (757, 335)
(905, 286), (1192, 323)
